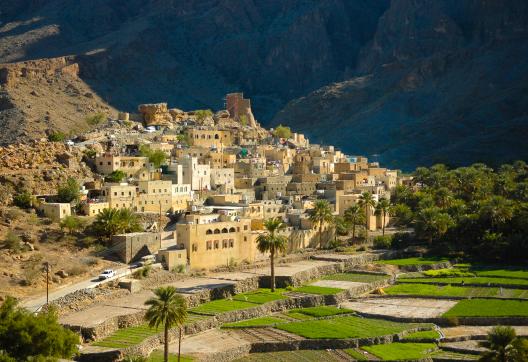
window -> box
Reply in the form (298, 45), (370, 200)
(229, 227), (236, 233)
(244, 225), (248, 231)
(214, 240), (219, 249)
(229, 239), (234, 248)
(221, 228), (228, 233)
(192, 243), (198, 252)
(206, 241), (212, 250)
(214, 229), (220, 234)
(222, 240), (228, 248)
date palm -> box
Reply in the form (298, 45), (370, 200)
(145, 286), (187, 362)
(309, 200), (333, 247)
(375, 198), (391, 236)
(479, 326), (528, 362)
(256, 217), (287, 292)
(358, 192), (376, 240)
(344, 204), (364, 240)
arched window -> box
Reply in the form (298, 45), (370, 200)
(206, 229), (213, 235)
(201, 134), (206, 139)
(214, 134), (219, 139)
(229, 227), (236, 233)
(214, 229), (220, 234)
(221, 228), (228, 233)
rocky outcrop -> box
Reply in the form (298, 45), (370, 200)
(138, 103), (173, 127)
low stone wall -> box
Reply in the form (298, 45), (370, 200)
(260, 262), (343, 288)
(397, 261), (452, 272)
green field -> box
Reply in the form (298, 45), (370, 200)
(222, 316), (287, 328)
(234, 350), (350, 361)
(397, 276), (528, 286)
(148, 350), (193, 362)
(276, 315), (429, 339)
(385, 283), (528, 299)
(322, 272), (389, 283)
(377, 257), (449, 266)
(189, 299), (258, 315)
(190, 288), (288, 315)
(474, 268), (528, 280)
(93, 324), (160, 348)
(362, 343), (437, 360)
(344, 349), (369, 360)
(232, 288), (287, 304)
(286, 306), (354, 318)
(402, 329), (441, 340)
(443, 299), (528, 317)
(291, 285), (344, 295)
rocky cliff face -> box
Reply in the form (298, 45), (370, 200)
(276, 0), (528, 169)
(0, 0), (527, 168)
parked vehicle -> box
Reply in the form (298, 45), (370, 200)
(139, 255), (156, 266)
(98, 269), (116, 280)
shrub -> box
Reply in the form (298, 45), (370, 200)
(66, 264), (87, 276)
(3, 232), (21, 252)
(272, 124), (292, 139)
(391, 232), (414, 249)
(86, 113), (106, 126)
(105, 170), (126, 183)
(194, 109), (213, 121)
(5, 208), (24, 222)
(171, 264), (186, 274)
(21, 254), (43, 286)
(57, 178), (80, 203)
(0, 297), (79, 360)
(13, 191), (33, 209)
(373, 235), (392, 249)
(60, 215), (83, 234)
(48, 131), (66, 142)
(134, 265), (151, 279)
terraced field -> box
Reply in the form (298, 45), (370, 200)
(93, 324), (161, 348)
(276, 315), (431, 339)
(322, 272), (390, 283)
(443, 299), (528, 317)
(385, 283), (528, 299)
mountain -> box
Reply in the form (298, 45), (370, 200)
(275, 0), (528, 169)
(0, 0), (527, 169)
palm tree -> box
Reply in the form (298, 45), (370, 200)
(309, 200), (333, 247)
(145, 287), (187, 362)
(344, 204), (364, 240)
(479, 326), (528, 362)
(256, 217), (287, 292)
(415, 207), (453, 245)
(358, 192), (376, 240)
(375, 198), (391, 236)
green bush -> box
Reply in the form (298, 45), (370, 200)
(373, 235), (392, 249)
(57, 178), (80, 203)
(272, 124), (292, 139)
(391, 232), (414, 249)
(86, 113), (106, 126)
(13, 191), (33, 209)
(48, 131), (66, 142)
(105, 170), (126, 183)
(171, 264), (186, 274)
(0, 298), (79, 360)
(2, 232), (21, 252)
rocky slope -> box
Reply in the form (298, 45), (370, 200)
(275, 0), (528, 169)
(0, 0), (527, 168)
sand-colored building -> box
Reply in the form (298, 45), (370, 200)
(176, 213), (255, 270)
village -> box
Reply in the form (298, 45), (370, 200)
(33, 92), (401, 272)
(4, 93), (527, 362)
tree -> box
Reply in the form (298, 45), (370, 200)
(415, 207), (453, 245)
(13, 191), (33, 209)
(272, 124), (292, 139)
(358, 192), (376, 240)
(86, 113), (106, 126)
(139, 145), (167, 169)
(375, 198), (391, 236)
(92, 208), (141, 240)
(57, 178), (80, 203)
(194, 109), (213, 121)
(144, 287), (187, 362)
(434, 187), (453, 208)
(255, 217), (287, 292)
(309, 200), (333, 247)
(344, 204), (364, 240)
(105, 170), (126, 183)
(391, 203), (413, 227)
(60, 215), (82, 234)
(48, 131), (66, 142)
(479, 196), (514, 231)
(479, 326), (528, 362)
(0, 297), (79, 361)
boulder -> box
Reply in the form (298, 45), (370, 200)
(55, 270), (69, 278)
(138, 103), (173, 126)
